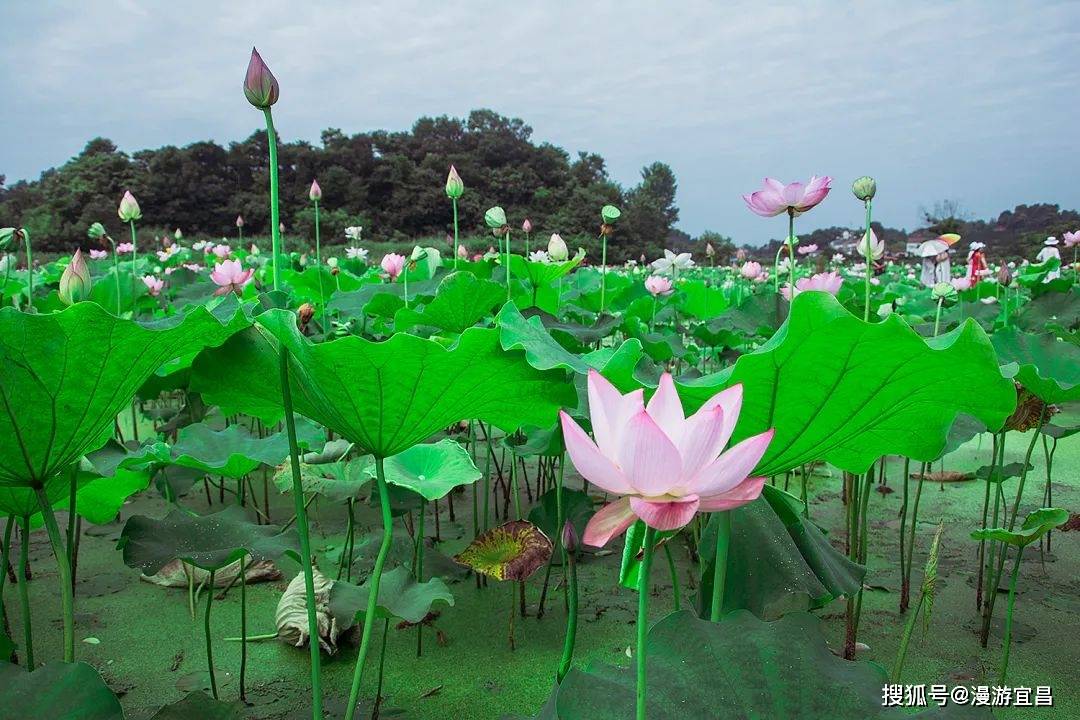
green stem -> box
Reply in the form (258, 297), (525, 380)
(129, 221), (138, 304)
(600, 234), (608, 313)
(663, 543), (681, 611)
(891, 592), (924, 682)
(786, 210), (795, 293)
(34, 487), (73, 662)
(278, 351), (323, 719)
(636, 526), (657, 720)
(556, 551), (578, 683)
(452, 198), (460, 270)
(17, 516), (33, 668)
(239, 554), (248, 703)
(344, 458), (394, 720)
(505, 231), (512, 301)
(111, 240), (121, 315)
(709, 511), (731, 621)
(0, 517), (11, 618)
(205, 569), (218, 699)
(933, 297), (943, 337)
(263, 108), (282, 290)
(314, 200), (326, 316)
(416, 499), (425, 657)
(1000, 549), (1023, 684)
(22, 228), (33, 309)
(863, 199), (873, 321)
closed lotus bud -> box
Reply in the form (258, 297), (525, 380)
(279, 222), (285, 234)
(522, 218), (532, 233)
(997, 265), (1012, 286)
(561, 520), (579, 554)
(243, 47), (279, 109)
(705, 242), (715, 257)
(118, 191), (142, 222)
(309, 179), (322, 202)
(736, 248), (747, 261)
(445, 165), (464, 200)
(59, 249), (92, 305)
(484, 206), (507, 229)
(601, 204), (621, 224)
(87, 222), (106, 241)
(297, 302), (315, 330)
(548, 233), (569, 262)
(330, 266), (340, 276)
(852, 176), (877, 202)
(236, 215), (244, 228)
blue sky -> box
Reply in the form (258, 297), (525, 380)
(1, 1), (1078, 243)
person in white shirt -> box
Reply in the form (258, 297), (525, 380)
(1035, 236), (1061, 282)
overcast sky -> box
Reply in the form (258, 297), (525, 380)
(2, 1), (1078, 243)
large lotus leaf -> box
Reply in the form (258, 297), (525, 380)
(705, 293), (783, 339)
(119, 504), (300, 573)
(55, 468), (150, 525)
(150, 691), (242, 719)
(508, 250), (586, 289)
(392, 271), (504, 334)
(676, 279), (730, 320)
(168, 419), (324, 479)
(991, 326), (1080, 404)
(671, 292), (1015, 475)
(971, 507), (1068, 547)
(455, 520), (553, 581)
(0, 298), (246, 488)
(274, 456), (373, 503)
(372, 438), (480, 501)
(621, 316), (686, 363)
(941, 414), (987, 458)
(696, 485), (864, 618)
(327, 275), (442, 318)
(1016, 287), (1079, 333)
(196, 310), (574, 458)
(328, 565), (454, 626)
(1016, 257), (1060, 287)
(281, 265), (364, 303)
(530, 310), (621, 349)
(542, 610), (989, 719)
(0, 472), (72, 518)
(0, 661), (124, 720)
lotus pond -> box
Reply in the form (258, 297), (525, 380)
(1, 49), (1078, 720)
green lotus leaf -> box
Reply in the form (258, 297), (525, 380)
(941, 414), (987, 458)
(672, 292), (1015, 475)
(150, 691), (242, 719)
(531, 311), (621, 349)
(542, 610), (989, 719)
(676, 279), (731, 320)
(167, 420), (323, 479)
(329, 566), (454, 626)
(970, 507), (1069, 547)
(973, 462), (1032, 484)
(621, 316), (686, 363)
(454, 520), (553, 581)
(393, 271), (504, 334)
(119, 504), (300, 573)
(991, 327), (1080, 404)
(274, 456), (373, 503)
(281, 265), (364, 303)
(1016, 287), (1079, 334)
(0, 661), (124, 720)
(372, 438), (480, 501)
(508, 250), (586, 290)
(0, 297), (247, 489)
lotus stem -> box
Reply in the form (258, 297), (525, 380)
(17, 516), (33, 668)
(203, 569), (219, 699)
(416, 499), (426, 657)
(636, 526), (657, 720)
(34, 487), (73, 663)
(505, 231), (512, 302)
(933, 297), (944, 337)
(663, 544), (680, 611)
(128, 221), (138, 305)
(976, 432), (1003, 612)
(556, 547), (578, 683)
(600, 233), (608, 313)
(263, 108), (282, 290)
(314, 199), (326, 317)
(863, 199), (873, 321)
(452, 198), (460, 270)
(239, 554), (248, 703)
(344, 457), (394, 720)
(709, 511), (731, 622)
(23, 228), (33, 309)
(786, 210), (796, 293)
(891, 590), (924, 683)
(279, 351), (323, 719)
(999, 548), (1023, 685)
(373, 617), (391, 717)
(0, 517), (12, 619)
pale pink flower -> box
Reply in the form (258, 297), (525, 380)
(951, 277), (972, 292)
(89, 249), (108, 260)
(182, 263), (202, 272)
(457, 244), (469, 259)
(117, 242), (134, 253)
(212, 244), (231, 259)
(780, 270), (844, 301)
(1064, 231), (1080, 248)
(644, 275), (673, 296)
(156, 244), (179, 262)
(142, 275), (164, 297)
(562, 371), (773, 545)
(381, 253), (406, 281)
(209, 259), (254, 296)
(797, 243), (819, 256)
(743, 176), (832, 217)
(739, 261), (762, 280)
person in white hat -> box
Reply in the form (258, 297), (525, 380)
(1036, 236), (1061, 281)
(967, 242), (988, 286)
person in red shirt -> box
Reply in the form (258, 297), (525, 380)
(967, 242), (988, 286)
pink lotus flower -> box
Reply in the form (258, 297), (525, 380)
(780, 270), (843, 301)
(797, 243), (819, 255)
(142, 275), (164, 297)
(381, 253), (406, 281)
(156, 244), (179, 262)
(743, 176), (832, 217)
(89, 249), (108, 260)
(951, 277), (972, 292)
(457, 244), (469, 259)
(117, 242), (134, 253)
(211, 244), (231, 259)
(1064, 231), (1080, 248)
(182, 263), (202, 272)
(644, 275), (673, 296)
(210, 259), (254, 296)
(740, 261), (762, 280)
(561, 371), (774, 546)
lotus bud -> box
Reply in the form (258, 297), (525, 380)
(736, 248), (747, 261)
(548, 233), (569, 262)
(445, 165), (464, 200)
(997, 265), (1012, 286)
(279, 223), (285, 234)
(297, 302), (315, 331)
(236, 215), (244, 228)
(87, 222), (107, 241)
(601, 204), (621, 224)
(561, 520), (579, 554)
(522, 218), (532, 233)
(852, 176), (877, 202)
(174, 228), (183, 240)
(484, 206), (507, 230)
(309, 179), (322, 202)
(705, 242), (715, 257)
(118, 191), (142, 222)
(243, 47), (279, 109)
(59, 250), (92, 305)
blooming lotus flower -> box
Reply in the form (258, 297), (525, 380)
(117, 242), (134, 253)
(742, 176), (832, 217)
(445, 166), (464, 200)
(780, 270), (843, 301)
(192, 240), (209, 252)
(797, 243), (819, 256)
(1064, 231), (1080, 248)
(326, 257), (339, 268)
(529, 250), (551, 263)
(740, 261), (762, 280)
(118, 191), (141, 222)
(59, 250), (92, 305)
(651, 249), (695, 275)
(156, 244), (179, 262)
(548, 233), (569, 262)
(856, 228), (884, 260)
(344, 226), (363, 242)
(212, 244), (231, 259)
(644, 275), (673, 296)
(457, 244), (468, 259)
(182, 263), (202, 272)
(381, 253), (406, 281)
(210, 259), (254, 296)
(561, 371), (774, 544)
(309, 179), (322, 202)
(832, 253), (845, 264)
(346, 246), (369, 261)
(243, 47), (279, 109)
(950, 277), (972, 292)
(89, 249), (108, 260)
(142, 275), (164, 297)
